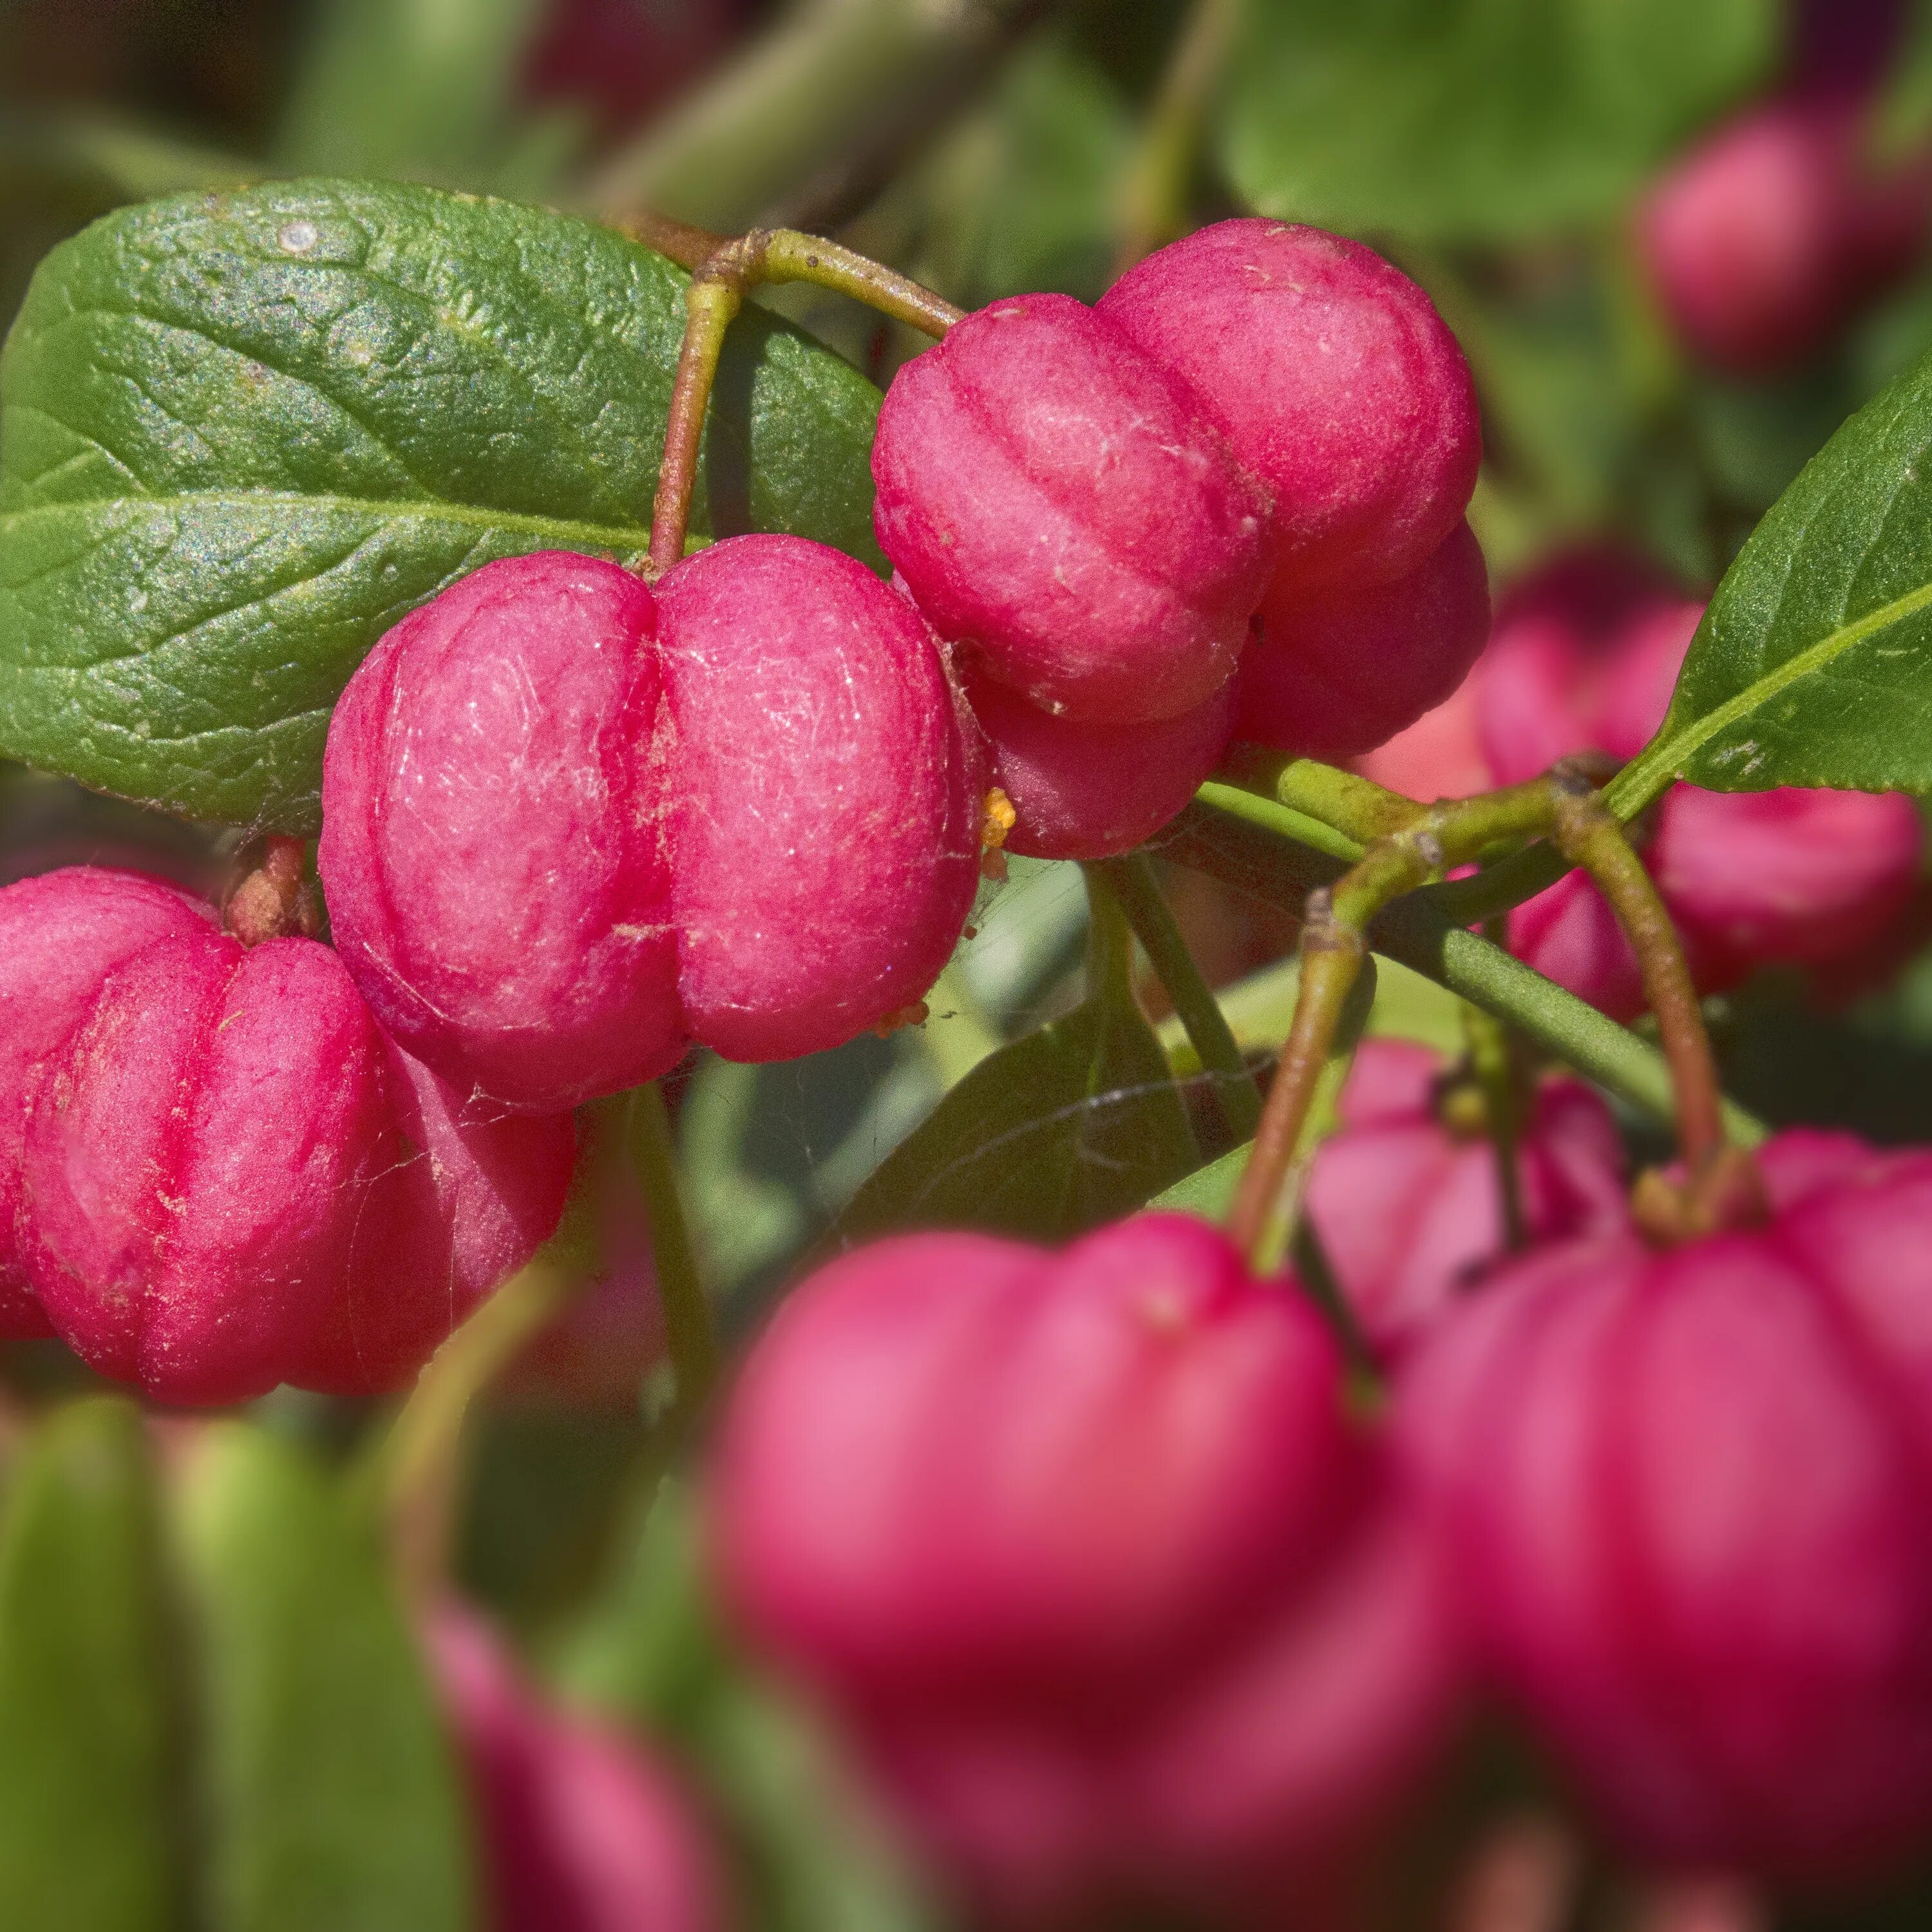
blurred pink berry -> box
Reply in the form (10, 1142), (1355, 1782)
(321, 542), (980, 1106)
(430, 1605), (724, 1931)
(714, 1213), (1463, 1920)
(1400, 1133), (1932, 1880)
(871, 293), (1273, 724)
(1304, 1039), (1628, 1362)
(1101, 218), (1482, 596)
(1236, 518), (1491, 762)
(1638, 97), (1930, 375)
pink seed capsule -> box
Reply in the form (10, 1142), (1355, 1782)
(1399, 1134), (1932, 1882)
(0, 866), (214, 1338)
(1638, 97), (1930, 376)
(715, 1214), (1361, 1719)
(428, 1605), (724, 1932)
(963, 668), (1236, 861)
(1100, 218), (1482, 596)
(1235, 518), (1490, 762)
(1304, 1039), (1627, 1363)
(15, 901), (571, 1405)
(321, 542), (981, 1106)
(652, 534), (981, 1063)
(871, 293), (1273, 724)
(712, 1211), (1464, 1920)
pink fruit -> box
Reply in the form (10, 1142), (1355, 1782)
(0, 867), (213, 1338)
(1649, 784), (1925, 977)
(1235, 518), (1490, 761)
(965, 669), (1235, 860)
(871, 293), (1272, 724)
(319, 551), (681, 1112)
(714, 1213), (1463, 1919)
(321, 542), (980, 1106)
(1399, 1134), (1932, 1880)
(716, 1214), (1359, 1718)
(1304, 1039), (1627, 1362)
(15, 896), (573, 1405)
(858, 1456), (1458, 1925)
(1099, 218), (1482, 596)
(1506, 867), (1651, 1023)
(652, 535), (980, 1062)
(430, 1605), (723, 1931)
(1638, 97), (1930, 375)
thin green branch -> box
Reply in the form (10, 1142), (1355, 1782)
(1093, 853), (1264, 1142)
(627, 1082), (719, 1424)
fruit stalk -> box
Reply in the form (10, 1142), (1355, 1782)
(647, 226), (960, 574)
(1091, 853), (1264, 1143)
(1548, 770), (1725, 1179)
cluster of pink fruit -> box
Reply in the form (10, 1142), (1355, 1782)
(0, 216), (1482, 1405)
(1361, 549), (1927, 1020)
(711, 1129), (1932, 1920)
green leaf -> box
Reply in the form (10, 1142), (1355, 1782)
(172, 1423), (471, 1932)
(1150, 1141), (1248, 1221)
(1221, 0), (1776, 242)
(1611, 348), (1932, 811)
(0, 177), (883, 829)
(836, 989), (1198, 1244)
(0, 1399), (185, 1932)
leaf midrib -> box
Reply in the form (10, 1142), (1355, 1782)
(0, 490), (649, 555)
(1606, 571), (1932, 817)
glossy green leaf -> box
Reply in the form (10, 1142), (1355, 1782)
(172, 1423), (471, 1932)
(0, 177), (883, 829)
(0, 1399), (184, 1932)
(837, 989), (1198, 1244)
(1611, 347), (1932, 812)
(1221, 0), (1775, 242)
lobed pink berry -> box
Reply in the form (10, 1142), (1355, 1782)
(716, 1214), (1360, 1718)
(0, 866), (213, 1338)
(429, 1605), (724, 1931)
(1100, 218), (1482, 596)
(652, 535), (980, 1063)
(964, 668), (1235, 861)
(321, 542), (980, 1108)
(1399, 1133), (1932, 1880)
(1235, 518), (1490, 761)
(1304, 1039), (1627, 1363)
(870, 293), (1273, 724)
(712, 1212), (1462, 1918)
(1638, 97), (1931, 376)
(7, 868), (573, 1405)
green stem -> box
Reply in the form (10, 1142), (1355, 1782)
(1093, 854), (1263, 1142)
(373, 1108), (615, 1596)
(627, 1082), (719, 1424)
(1464, 1002), (1528, 1251)
(1222, 750), (1416, 845)
(649, 270), (744, 574)
(755, 227), (963, 336)
(1113, 0), (1245, 271)
(1083, 864), (1137, 1004)
(1195, 779), (1368, 865)
(1549, 781), (1725, 1175)
(1370, 904), (1765, 1148)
